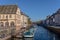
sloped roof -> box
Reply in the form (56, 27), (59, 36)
(46, 8), (60, 19)
(0, 5), (17, 14)
(20, 11), (29, 17)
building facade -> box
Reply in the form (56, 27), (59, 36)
(45, 9), (60, 26)
(0, 5), (29, 40)
(20, 12), (29, 28)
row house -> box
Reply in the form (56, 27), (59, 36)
(21, 12), (29, 28)
(45, 9), (60, 26)
(20, 12), (30, 33)
(0, 5), (29, 40)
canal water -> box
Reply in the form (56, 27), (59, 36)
(11, 26), (60, 40)
(34, 26), (60, 40)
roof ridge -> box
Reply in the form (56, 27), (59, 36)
(0, 4), (17, 6)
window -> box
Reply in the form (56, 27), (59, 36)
(53, 18), (55, 22)
(9, 15), (12, 18)
(0, 22), (4, 27)
(6, 15), (8, 19)
(5, 22), (9, 27)
(10, 22), (15, 27)
(25, 22), (26, 24)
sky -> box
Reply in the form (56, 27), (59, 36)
(0, 0), (60, 21)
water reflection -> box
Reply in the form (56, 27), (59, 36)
(34, 26), (60, 40)
(12, 26), (60, 40)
